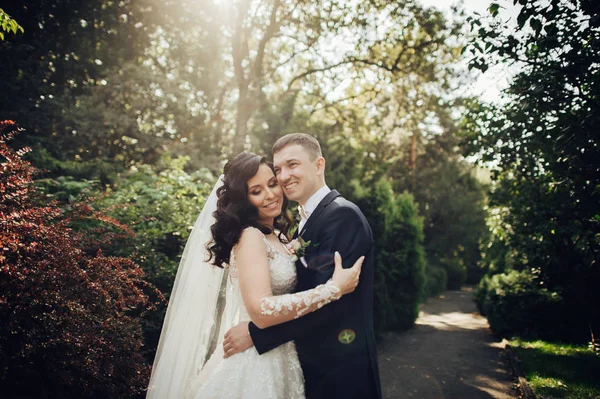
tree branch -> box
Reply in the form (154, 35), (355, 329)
(252, 0), (282, 93)
(286, 60), (352, 91)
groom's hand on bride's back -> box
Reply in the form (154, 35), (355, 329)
(223, 321), (253, 358)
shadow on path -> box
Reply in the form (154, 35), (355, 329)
(377, 287), (517, 399)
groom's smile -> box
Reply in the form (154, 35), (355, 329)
(283, 181), (299, 192)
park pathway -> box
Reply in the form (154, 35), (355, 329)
(377, 287), (516, 399)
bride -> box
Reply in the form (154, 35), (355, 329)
(146, 152), (363, 398)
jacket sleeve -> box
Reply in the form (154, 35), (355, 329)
(249, 204), (373, 354)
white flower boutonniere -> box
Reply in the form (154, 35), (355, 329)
(286, 236), (314, 262)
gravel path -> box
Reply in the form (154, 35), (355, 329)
(377, 287), (517, 399)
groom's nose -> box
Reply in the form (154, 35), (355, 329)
(278, 167), (290, 182)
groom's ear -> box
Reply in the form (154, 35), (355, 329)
(315, 156), (326, 176)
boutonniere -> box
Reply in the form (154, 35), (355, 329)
(286, 236), (316, 262)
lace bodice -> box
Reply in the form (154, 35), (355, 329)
(230, 234), (297, 296)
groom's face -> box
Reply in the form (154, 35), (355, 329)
(273, 144), (321, 205)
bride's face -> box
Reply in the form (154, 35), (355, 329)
(247, 163), (284, 223)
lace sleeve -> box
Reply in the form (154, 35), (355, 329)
(235, 227), (343, 328)
(259, 280), (341, 319)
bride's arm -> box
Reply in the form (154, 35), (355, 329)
(236, 228), (361, 329)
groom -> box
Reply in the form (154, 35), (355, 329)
(223, 133), (381, 399)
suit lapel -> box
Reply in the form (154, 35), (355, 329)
(299, 190), (340, 237)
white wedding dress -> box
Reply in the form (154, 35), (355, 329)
(186, 232), (305, 399)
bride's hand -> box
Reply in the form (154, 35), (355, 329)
(331, 251), (364, 295)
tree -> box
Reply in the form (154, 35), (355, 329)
(393, 115), (489, 290)
(0, 1), (165, 179)
(464, 0), (600, 343)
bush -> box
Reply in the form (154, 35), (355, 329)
(474, 274), (490, 315)
(34, 175), (98, 204)
(96, 155), (215, 360)
(465, 257), (488, 285)
(0, 121), (157, 398)
(481, 270), (561, 339)
(364, 180), (426, 334)
(98, 156), (214, 288)
(440, 257), (467, 290)
(424, 265), (448, 298)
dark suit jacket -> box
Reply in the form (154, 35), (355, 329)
(248, 190), (382, 399)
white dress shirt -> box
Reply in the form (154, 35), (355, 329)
(298, 185), (331, 233)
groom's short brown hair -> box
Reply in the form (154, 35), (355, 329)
(272, 133), (322, 161)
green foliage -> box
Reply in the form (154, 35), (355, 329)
(479, 222), (516, 278)
(510, 339), (600, 399)
(464, 0), (600, 343)
(27, 147), (122, 186)
(393, 130), (490, 290)
(99, 155), (215, 287)
(0, 9), (23, 41)
(474, 274), (490, 315)
(34, 175), (97, 204)
(0, 1), (168, 178)
(424, 265), (448, 298)
(477, 270), (561, 339)
(439, 257), (467, 290)
(96, 155), (215, 357)
(364, 180), (426, 333)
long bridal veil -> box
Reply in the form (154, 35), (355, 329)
(146, 176), (226, 399)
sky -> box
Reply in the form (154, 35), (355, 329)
(418, 0), (522, 103)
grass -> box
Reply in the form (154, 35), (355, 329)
(509, 339), (600, 399)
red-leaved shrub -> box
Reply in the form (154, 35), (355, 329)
(0, 120), (159, 398)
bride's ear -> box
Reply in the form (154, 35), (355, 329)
(316, 157), (326, 176)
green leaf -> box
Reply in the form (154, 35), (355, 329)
(0, 31), (4, 41)
(530, 18), (542, 34)
(517, 11), (529, 29)
(489, 3), (500, 15)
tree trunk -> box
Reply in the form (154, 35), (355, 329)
(410, 132), (417, 189)
(234, 93), (251, 154)
(410, 132), (417, 170)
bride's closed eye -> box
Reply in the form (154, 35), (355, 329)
(249, 180), (278, 196)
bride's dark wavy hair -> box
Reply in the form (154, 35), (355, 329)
(207, 152), (294, 268)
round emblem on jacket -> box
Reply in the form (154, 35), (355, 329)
(338, 329), (356, 344)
